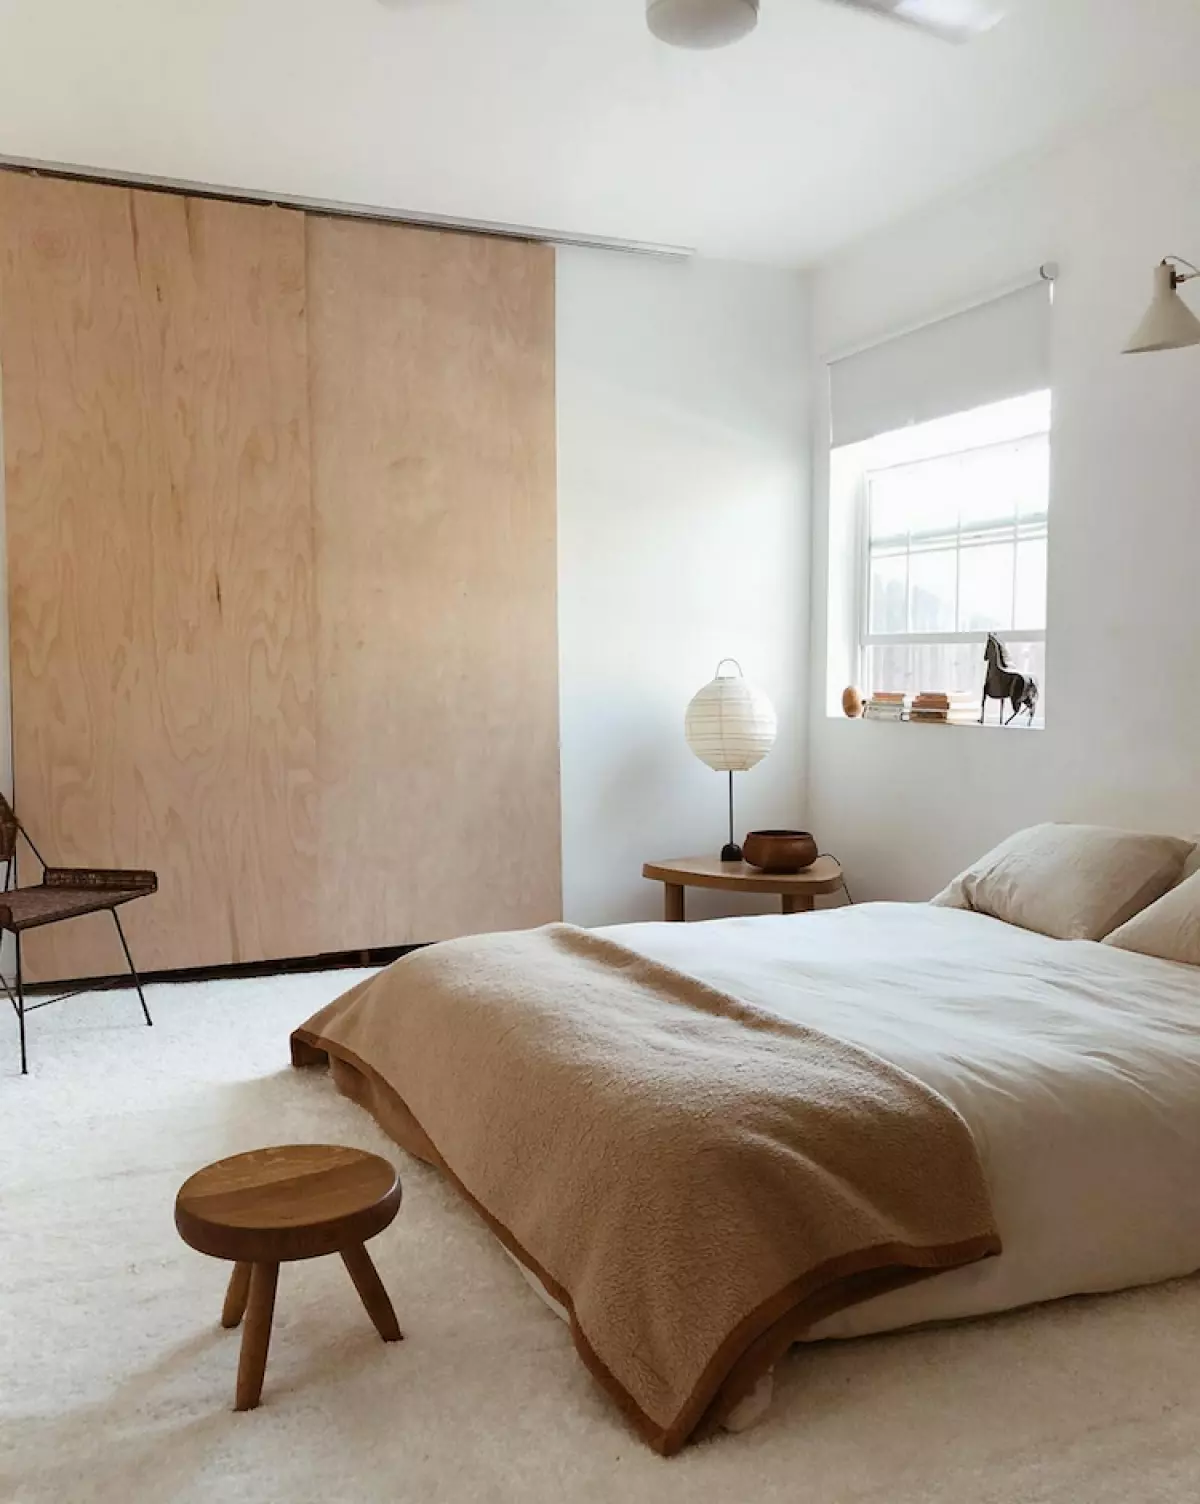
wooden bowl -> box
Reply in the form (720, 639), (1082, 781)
(742, 830), (818, 874)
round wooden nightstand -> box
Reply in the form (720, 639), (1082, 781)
(642, 855), (844, 922)
(176, 1144), (403, 1411)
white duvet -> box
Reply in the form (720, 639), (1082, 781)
(596, 902), (1200, 1340)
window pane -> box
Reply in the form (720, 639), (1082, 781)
(869, 551), (907, 634)
(868, 479), (911, 548)
(869, 459), (958, 546)
(1017, 435), (1051, 520)
(907, 547), (957, 632)
(957, 542), (1014, 632)
(1014, 537), (1048, 631)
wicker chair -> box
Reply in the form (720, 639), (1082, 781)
(0, 793), (157, 1074)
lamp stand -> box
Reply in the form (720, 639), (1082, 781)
(720, 770), (743, 863)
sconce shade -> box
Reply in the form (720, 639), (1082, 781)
(684, 661), (777, 773)
(1124, 262), (1200, 354)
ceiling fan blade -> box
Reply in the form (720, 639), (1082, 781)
(825, 0), (1005, 43)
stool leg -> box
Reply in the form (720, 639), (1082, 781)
(340, 1242), (403, 1342)
(235, 1262), (279, 1411)
(222, 1261), (253, 1329)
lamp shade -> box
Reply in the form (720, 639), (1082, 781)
(684, 660), (777, 773)
(647, 0), (759, 49)
(1124, 262), (1200, 354)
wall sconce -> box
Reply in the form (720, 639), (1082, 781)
(1124, 258), (1200, 354)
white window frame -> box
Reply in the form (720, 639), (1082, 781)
(854, 427), (1049, 694)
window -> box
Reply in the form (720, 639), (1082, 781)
(826, 389), (1051, 722)
(824, 279), (1054, 725)
(861, 392), (1050, 716)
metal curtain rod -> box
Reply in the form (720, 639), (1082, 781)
(0, 154), (696, 261)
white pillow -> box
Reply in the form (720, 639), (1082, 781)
(930, 823), (1194, 942)
(1103, 867), (1200, 963)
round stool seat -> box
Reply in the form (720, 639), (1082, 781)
(175, 1144), (404, 1412)
(175, 1144), (402, 1264)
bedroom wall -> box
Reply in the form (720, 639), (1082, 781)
(557, 250), (811, 926)
(807, 86), (1200, 902)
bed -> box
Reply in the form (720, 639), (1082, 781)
(292, 828), (1200, 1453)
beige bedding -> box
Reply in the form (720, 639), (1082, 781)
(292, 923), (999, 1454)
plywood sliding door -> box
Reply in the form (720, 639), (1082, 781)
(0, 174), (559, 980)
(306, 220), (560, 947)
(0, 174), (319, 980)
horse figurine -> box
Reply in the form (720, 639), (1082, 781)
(981, 633), (1039, 725)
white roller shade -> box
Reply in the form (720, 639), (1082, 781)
(829, 281), (1052, 449)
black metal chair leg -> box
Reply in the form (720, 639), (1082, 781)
(111, 909), (153, 1028)
(16, 932), (27, 1075)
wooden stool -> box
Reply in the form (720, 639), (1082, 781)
(175, 1144), (403, 1411)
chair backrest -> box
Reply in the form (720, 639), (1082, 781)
(0, 792), (18, 865)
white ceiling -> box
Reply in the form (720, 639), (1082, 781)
(0, 0), (1198, 265)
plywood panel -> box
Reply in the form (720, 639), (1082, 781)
(307, 219), (560, 947)
(0, 173), (318, 979)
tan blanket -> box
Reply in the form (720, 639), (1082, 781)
(291, 924), (1000, 1453)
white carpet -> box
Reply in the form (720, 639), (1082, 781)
(2, 971), (1198, 1504)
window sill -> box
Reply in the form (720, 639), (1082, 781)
(829, 713), (1044, 731)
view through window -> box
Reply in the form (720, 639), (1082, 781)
(858, 391), (1051, 720)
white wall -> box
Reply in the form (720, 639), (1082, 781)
(557, 250), (811, 925)
(808, 87), (1200, 902)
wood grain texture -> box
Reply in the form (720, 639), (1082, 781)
(174, 1143), (402, 1264)
(644, 855), (844, 920)
(0, 176), (561, 973)
(642, 855), (845, 896)
(306, 218), (561, 947)
(235, 1262), (279, 1411)
(0, 172), (319, 980)
(340, 1241), (403, 1341)
(222, 1261), (253, 1329)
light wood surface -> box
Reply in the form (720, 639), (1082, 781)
(306, 218), (561, 949)
(0, 170), (562, 978)
(341, 1241), (403, 1342)
(643, 855), (844, 922)
(222, 1261), (253, 1329)
(175, 1144), (402, 1263)
(0, 172), (319, 980)
(236, 1262), (279, 1412)
(176, 1144), (404, 1412)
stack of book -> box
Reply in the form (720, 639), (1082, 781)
(910, 692), (951, 724)
(909, 691), (982, 725)
(864, 691), (907, 721)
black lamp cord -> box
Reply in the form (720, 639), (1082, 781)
(818, 852), (854, 906)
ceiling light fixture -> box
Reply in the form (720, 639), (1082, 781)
(646, 0), (759, 50)
(1124, 258), (1200, 355)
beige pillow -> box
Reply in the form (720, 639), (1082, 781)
(1179, 839), (1200, 884)
(929, 823), (1194, 941)
(1103, 868), (1200, 962)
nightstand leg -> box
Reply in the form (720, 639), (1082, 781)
(664, 883), (685, 922)
(781, 894), (814, 915)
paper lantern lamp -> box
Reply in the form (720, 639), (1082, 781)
(684, 659), (777, 861)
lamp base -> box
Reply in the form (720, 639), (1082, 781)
(720, 842), (744, 863)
